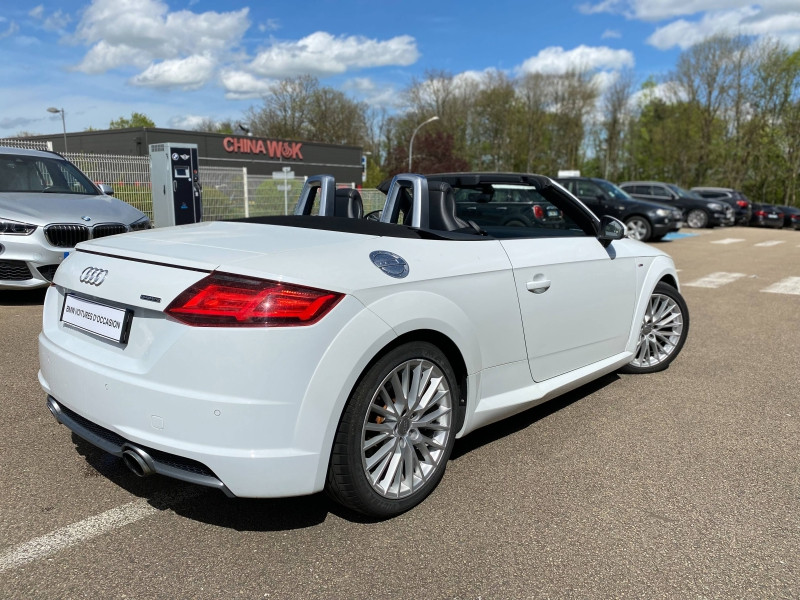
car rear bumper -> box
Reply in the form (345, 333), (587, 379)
(38, 284), (392, 498)
(751, 217), (784, 228)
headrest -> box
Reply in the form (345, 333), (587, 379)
(333, 188), (364, 218)
(428, 181), (468, 231)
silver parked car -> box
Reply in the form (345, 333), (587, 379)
(0, 147), (151, 290)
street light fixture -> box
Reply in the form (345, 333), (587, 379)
(408, 115), (439, 171)
(47, 107), (67, 152)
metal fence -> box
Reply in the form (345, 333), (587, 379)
(2, 143), (386, 224)
(65, 153), (153, 217)
(1, 138), (52, 151)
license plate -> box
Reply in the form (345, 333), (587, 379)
(768, 214), (778, 219)
(675, 221), (684, 228)
(61, 294), (132, 343)
(547, 209), (560, 218)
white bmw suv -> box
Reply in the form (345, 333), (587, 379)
(0, 146), (151, 290)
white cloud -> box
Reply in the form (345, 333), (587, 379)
(248, 32), (419, 78)
(72, 0), (249, 77)
(602, 29), (622, 39)
(579, 1), (800, 50)
(577, 0), (764, 21)
(0, 20), (19, 39)
(131, 55), (216, 89)
(220, 69), (275, 100)
(259, 19), (280, 32)
(168, 114), (215, 130)
(341, 77), (400, 108)
(28, 5), (44, 19)
(518, 45), (635, 75)
(647, 6), (800, 49)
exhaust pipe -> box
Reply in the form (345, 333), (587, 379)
(121, 445), (156, 478)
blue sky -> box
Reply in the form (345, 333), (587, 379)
(2, 0), (799, 139)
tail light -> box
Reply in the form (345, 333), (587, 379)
(166, 272), (343, 327)
(736, 200), (748, 208)
(754, 210), (766, 217)
(533, 205), (544, 219)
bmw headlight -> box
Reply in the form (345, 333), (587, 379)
(129, 216), (152, 231)
(0, 218), (37, 235)
(708, 202), (723, 211)
(655, 209), (670, 217)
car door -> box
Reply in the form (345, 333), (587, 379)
(499, 203), (637, 382)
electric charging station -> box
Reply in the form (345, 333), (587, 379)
(149, 143), (202, 227)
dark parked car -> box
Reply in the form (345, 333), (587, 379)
(749, 203), (784, 228)
(619, 181), (735, 229)
(556, 176), (682, 242)
(775, 205), (800, 230)
(449, 181), (564, 228)
(691, 186), (752, 226)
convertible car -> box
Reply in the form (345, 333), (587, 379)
(39, 172), (689, 517)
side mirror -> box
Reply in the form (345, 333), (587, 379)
(597, 215), (625, 247)
(98, 183), (114, 195)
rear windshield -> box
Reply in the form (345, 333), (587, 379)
(0, 153), (99, 195)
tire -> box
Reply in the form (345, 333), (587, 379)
(686, 209), (708, 229)
(624, 216), (652, 241)
(649, 234), (665, 242)
(620, 282), (689, 375)
(326, 342), (458, 518)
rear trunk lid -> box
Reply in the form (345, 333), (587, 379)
(54, 220), (374, 309)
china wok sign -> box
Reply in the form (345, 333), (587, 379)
(222, 137), (303, 160)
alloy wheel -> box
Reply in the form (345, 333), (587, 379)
(630, 292), (685, 368)
(360, 358), (453, 500)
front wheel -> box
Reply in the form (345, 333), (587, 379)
(686, 209), (709, 229)
(326, 342), (458, 518)
(620, 282), (689, 374)
(625, 216), (652, 241)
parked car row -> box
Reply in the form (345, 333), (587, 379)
(556, 176), (799, 242)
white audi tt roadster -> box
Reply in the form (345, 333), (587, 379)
(39, 172), (689, 517)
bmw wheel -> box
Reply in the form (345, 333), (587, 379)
(686, 209), (708, 229)
(620, 282), (689, 374)
(624, 216), (652, 241)
(326, 342), (458, 518)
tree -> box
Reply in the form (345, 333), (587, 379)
(109, 112), (156, 129)
(191, 118), (235, 134)
(384, 128), (468, 177)
(246, 75), (368, 145)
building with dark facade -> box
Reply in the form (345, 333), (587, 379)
(26, 127), (364, 183)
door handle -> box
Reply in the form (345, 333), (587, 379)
(526, 278), (551, 294)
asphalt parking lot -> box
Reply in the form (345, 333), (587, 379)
(1, 225), (798, 599)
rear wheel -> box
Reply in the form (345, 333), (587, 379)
(620, 282), (689, 374)
(326, 342), (458, 518)
(624, 216), (652, 241)
(686, 209), (708, 229)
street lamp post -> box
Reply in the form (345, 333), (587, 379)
(408, 115), (439, 172)
(47, 107), (67, 152)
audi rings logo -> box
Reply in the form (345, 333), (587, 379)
(79, 267), (108, 286)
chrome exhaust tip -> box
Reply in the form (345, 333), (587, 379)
(46, 396), (63, 423)
(121, 445), (156, 478)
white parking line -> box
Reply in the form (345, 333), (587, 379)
(711, 238), (745, 245)
(762, 277), (800, 295)
(0, 487), (201, 572)
(754, 241), (785, 247)
(684, 272), (748, 288)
